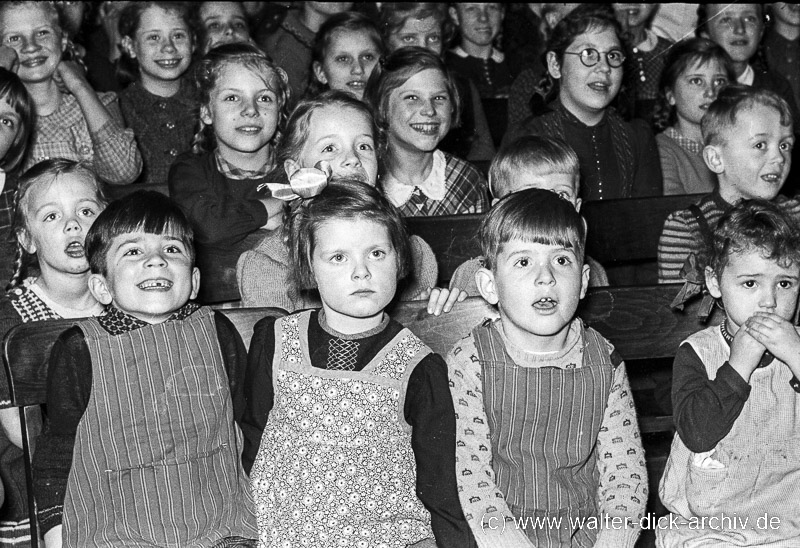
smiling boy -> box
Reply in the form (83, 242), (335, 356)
(32, 191), (256, 548)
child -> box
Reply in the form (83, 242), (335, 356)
(658, 85), (797, 283)
(243, 178), (472, 547)
(118, 2), (197, 187)
(764, 3), (800, 110)
(447, 188), (646, 547)
(308, 11), (384, 102)
(449, 135), (609, 295)
(446, 3), (513, 148)
(365, 47), (489, 216)
(504, 4), (663, 201)
(168, 43), (288, 303)
(658, 199), (800, 546)
(194, 2), (254, 55)
(655, 38), (732, 196)
(0, 159), (105, 547)
(0, 1), (142, 184)
(32, 190), (256, 548)
(237, 90), (455, 314)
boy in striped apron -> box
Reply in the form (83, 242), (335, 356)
(446, 189), (647, 548)
(33, 191), (256, 547)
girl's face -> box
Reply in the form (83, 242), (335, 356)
(124, 5), (193, 86)
(311, 218), (398, 334)
(200, 2), (251, 53)
(200, 64), (281, 161)
(387, 68), (452, 154)
(0, 3), (66, 84)
(704, 4), (762, 65)
(0, 97), (21, 163)
(314, 29), (381, 101)
(286, 105), (377, 185)
(667, 58), (729, 127)
(550, 26), (624, 120)
(612, 4), (658, 31)
(387, 16), (443, 56)
(20, 174), (103, 277)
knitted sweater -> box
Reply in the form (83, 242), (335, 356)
(656, 128), (716, 196)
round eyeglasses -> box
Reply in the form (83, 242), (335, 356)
(563, 48), (626, 68)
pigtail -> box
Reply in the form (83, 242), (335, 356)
(6, 244), (28, 291)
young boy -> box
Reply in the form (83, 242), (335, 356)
(448, 135), (609, 295)
(658, 85), (798, 283)
(447, 188), (646, 548)
(658, 200), (800, 546)
(32, 191), (256, 547)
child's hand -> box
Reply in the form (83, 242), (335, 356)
(728, 322), (767, 383)
(779, 198), (800, 221)
(745, 311), (800, 377)
(54, 60), (90, 96)
(423, 287), (468, 316)
(0, 46), (18, 72)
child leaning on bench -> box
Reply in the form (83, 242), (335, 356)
(447, 188), (647, 548)
(658, 200), (800, 546)
(32, 192), (256, 548)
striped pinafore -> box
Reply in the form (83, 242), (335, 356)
(62, 307), (256, 547)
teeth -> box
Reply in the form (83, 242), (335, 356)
(411, 123), (439, 134)
(138, 280), (172, 290)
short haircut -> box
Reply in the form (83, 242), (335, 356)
(86, 191), (195, 277)
(0, 67), (33, 173)
(701, 84), (793, 146)
(489, 136), (579, 199)
(288, 179), (411, 291)
(479, 187), (586, 270)
(705, 199), (800, 279)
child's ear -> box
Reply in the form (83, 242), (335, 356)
(703, 144), (725, 174)
(580, 263), (590, 300)
(121, 36), (136, 59)
(199, 104), (213, 126)
(448, 6), (460, 26)
(546, 51), (561, 79)
(475, 267), (499, 305)
(575, 197), (583, 213)
(312, 62), (328, 85)
(88, 274), (114, 306)
(705, 266), (722, 300)
(283, 158), (301, 180)
(665, 88), (676, 106)
(16, 229), (35, 255)
(189, 267), (200, 301)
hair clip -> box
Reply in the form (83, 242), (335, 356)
(670, 253), (715, 322)
(258, 161), (331, 201)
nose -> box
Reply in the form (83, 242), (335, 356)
(759, 286), (777, 310)
(732, 17), (746, 35)
(351, 59), (365, 75)
(223, 23), (234, 36)
(342, 146), (362, 168)
(477, 8), (489, 21)
(534, 262), (556, 286)
(420, 97), (437, 117)
(241, 96), (258, 117)
(64, 214), (81, 233)
(20, 35), (38, 53)
(352, 257), (371, 280)
(162, 36), (177, 53)
(145, 250), (167, 268)
(703, 82), (716, 98)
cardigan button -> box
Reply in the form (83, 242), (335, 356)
(166, 122), (176, 130)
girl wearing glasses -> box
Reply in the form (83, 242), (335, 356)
(505, 4), (662, 201)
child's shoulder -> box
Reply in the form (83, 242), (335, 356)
(440, 150), (486, 183)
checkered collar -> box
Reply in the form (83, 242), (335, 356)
(664, 126), (703, 155)
(214, 149), (272, 180)
(97, 303), (201, 335)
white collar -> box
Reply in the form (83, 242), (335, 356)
(634, 29), (659, 52)
(737, 64), (755, 86)
(450, 45), (504, 63)
(383, 150), (447, 207)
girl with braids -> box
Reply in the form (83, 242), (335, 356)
(168, 43), (287, 303)
(0, 1), (142, 185)
(0, 159), (105, 547)
(504, 3), (662, 201)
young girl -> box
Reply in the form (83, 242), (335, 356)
(505, 4), (663, 200)
(242, 179), (471, 548)
(0, 1), (142, 185)
(168, 43), (288, 303)
(655, 38), (733, 195)
(118, 2), (197, 187)
(237, 90), (446, 312)
(193, 1), (254, 55)
(308, 11), (384, 102)
(0, 159), (105, 547)
(366, 47), (489, 217)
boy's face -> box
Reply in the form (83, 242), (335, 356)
(449, 4), (503, 48)
(89, 231), (200, 324)
(476, 239), (590, 352)
(707, 104), (794, 203)
(773, 3), (800, 29)
(499, 171), (581, 211)
(706, 248), (800, 334)
(703, 4), (762, 65)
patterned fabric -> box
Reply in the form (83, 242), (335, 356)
(214, 149), (273, 180)
(657, 129), (716, 196)
(628, 33), (672, 101)
(250, 311), (433, 548)
(97, 302), (200, 335)
(764, 30), (800, 112)
(507, 67), (542, 129)
(62, 306), (256, 546)
(447, 46), (512, 99)
(387, 151), (489, 217)
(0, 173), (15, 288)
(663, 127), (703, 155)
(212, 537), (258, 548)
(8, 283), (61, 323)
(326, 338), (359, 371)
(659, 326), (800, 546)
(24, 91), (142, 185)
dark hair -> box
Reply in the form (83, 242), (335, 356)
(308, 11), (386, 97)
(85, 191), (194, 277)
(288, 179), (412, 292)
(489, 136), (579, 199)
(190, 1), (251, 55)
(705, 199), (800, 279)
(192, 42), (290, 154)
(0, 68), (33, 173)
(117, 2), (193, 87)
(479, 187), (586, 270)
(379, 3), (452, 52)
(653, 37), (734, 131)
(696, 4), (769, 71)
(701, 84), (793, 146)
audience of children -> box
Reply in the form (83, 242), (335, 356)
(764, 3), (800, 112)
(505, 4), (663, 201)
(193, 2), (254, 55)
(447, 187), (646, 547)
(0, 159), (106, 548)
(32, 190), (257, 547)
(366, 47), (489, 216)
(118, 1), (197, 187)
(659, 199), (800, 546)
(658, 85), (797, 283)
(0, 1), (142, 185)
(243, 178), (471, 547)
(655, 38), (733, 196)
(168, 43), (287, 303)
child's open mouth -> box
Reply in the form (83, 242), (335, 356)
(138, 279), (173, 291)
(21, 56), (48, 69)
(237, 125), (263, 134)
(410, 123), (440, 135)
(588, 82), (610, 92)
(533, 297), (557, 310)
(155, 59), (182, 69)
(65, 242), (85, 258)
(347, 80), (365, 89)
(761, 173), (782, 184)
